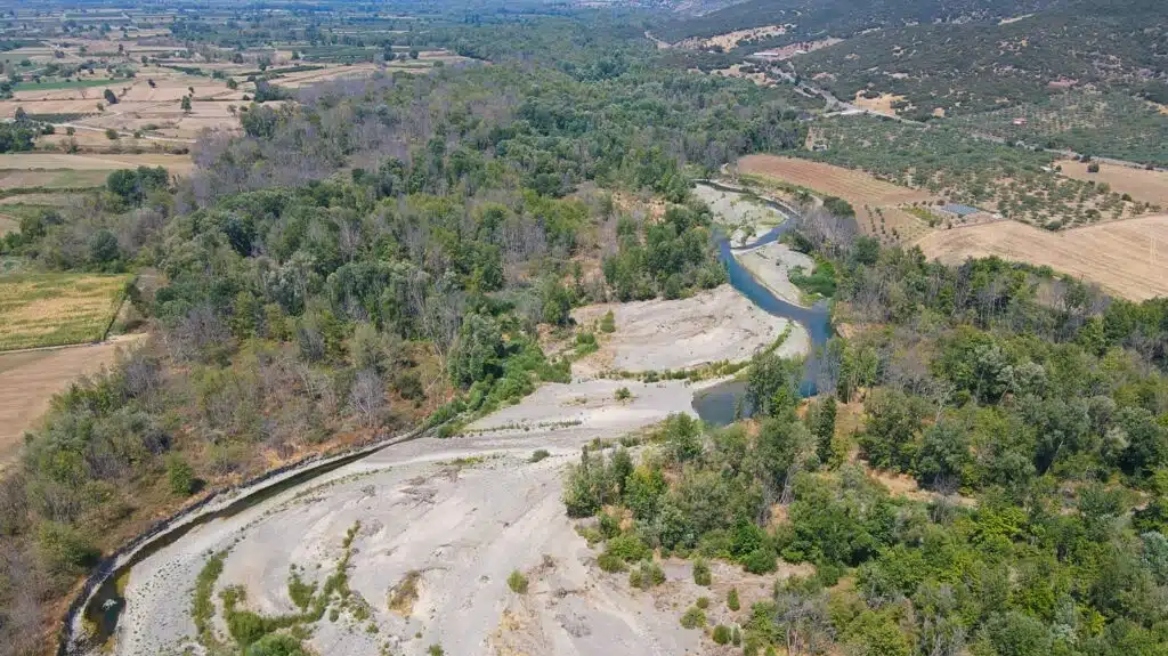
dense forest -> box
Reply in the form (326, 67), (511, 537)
(566, 224), (1168, 655)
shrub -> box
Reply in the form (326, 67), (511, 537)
(629, 559), (665, 590)
(600, 310), (616, 333)
(530, 449), (551, 463)
(507, 570), (529, 594)
(692, 558), (711, 586)
(428, 646), (445, 656)
(712, 625), (732, 645)
(606, 533), (651, 562)
(167, 455), (196, 496)
(696, 596), (709, 609)
(680, 606), (706, 629)
(727, 587), (740, 611)
(741, 548), (777, 574)
(597, 551), (626, 572)
(615, 387), (632, 401)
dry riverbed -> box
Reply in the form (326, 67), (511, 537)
(572, 285), (806, 376)
(692, 183), (785, 248)
(107, 289), (803, 656)
(733, 241), (815, 307)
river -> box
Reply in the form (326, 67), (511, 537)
(691, 182), (833, 425)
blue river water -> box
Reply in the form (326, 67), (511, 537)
(690, 183), (833, 425)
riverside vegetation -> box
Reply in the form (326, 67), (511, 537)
(566, 226), (1168, 655)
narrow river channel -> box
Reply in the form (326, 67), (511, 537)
(691, 182), (833, 425)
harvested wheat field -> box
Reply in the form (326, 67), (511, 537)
(0, 334), (144, 471)
(0, 152), (193, 172)
(1057, 159), (1168, 209)
(739, 155), (931, 205)
(0, 273), (131, 351)
(917, 214), (1168, 301)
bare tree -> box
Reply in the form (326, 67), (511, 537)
(349, 369), (387, 428)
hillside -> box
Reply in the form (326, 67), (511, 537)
(655, 0), (1067, 43)
(793, 2), (1168, 118)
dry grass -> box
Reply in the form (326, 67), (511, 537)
(1056, 159), (1168, 209)
(0, 335), (144, 471)
(0, 273), (131, 351)
(677, 25), (788, 50)
(852, 92), (906, 117)
(0, 168), (109, 190)
(0, 213), (17, 235)
(917, 214), (1168, 300)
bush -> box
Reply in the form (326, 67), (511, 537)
(530, 449), (551, 463)
(692, 558), (711, 586)
(428, 646), (445, 656)
(167, 455), (195, 496)
(615, 387), (632, 401)
(680, 606), (706, 629)
(598, 551), (626, 572)
(600, 310), (616, 333)
(629, 559), (665, 590)
(727, 587), (740, 611)
(507, 570), (529, 594)
(696, 596), (710, 609)
(712, 625), (732, 645)
(741, 548), (777, 574)
(606, 533), (651, 562)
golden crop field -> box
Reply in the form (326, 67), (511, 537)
(916, 214), (1168, 301)
(0, 273), (131, 351)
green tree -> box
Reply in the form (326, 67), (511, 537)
(167, 455), (196, 496)
(449, 314), (504, 388)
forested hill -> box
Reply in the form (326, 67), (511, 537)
(654, 0), (1068, 43)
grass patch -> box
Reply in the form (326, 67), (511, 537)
(13, 78), (122, 92)
(0, 273), (130, 351)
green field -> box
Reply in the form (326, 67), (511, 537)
(13, 77), (122, 92)
(0, 272), (129, 351)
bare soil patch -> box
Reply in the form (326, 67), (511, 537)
(916, 214), (1168, 300)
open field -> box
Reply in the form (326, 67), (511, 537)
(0, 168), (109, 190)
(739, 155), (930, 205)
(0, 152), (193, 172)
(676, 24), (788, 50)
(1056, 159), (1168, 209)
(0, 334), (144, 472)
(916, 214), (1168, 301)
(0, 273), (131, 351)
(852, 91), (906, 117)
(737, 154), (936, 244)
